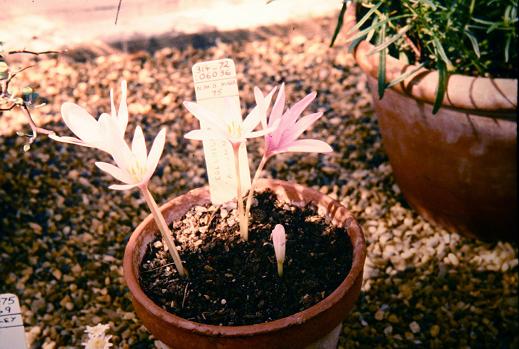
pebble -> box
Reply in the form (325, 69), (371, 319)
(430, 324), (440, 337)
(374, 309), (384, 321)
(409, 321), (421, 334)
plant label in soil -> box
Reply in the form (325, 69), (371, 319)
(192, 58), (251, 204)
(0, 293), (27, 349)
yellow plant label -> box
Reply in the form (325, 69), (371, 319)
(192, 58), (251, 204)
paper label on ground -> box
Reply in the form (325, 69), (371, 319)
(0, 293), (27, 349)
(192, 58), (251, 204)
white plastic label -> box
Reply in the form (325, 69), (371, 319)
(0, 294), (27, 349)
(192, 58), (251, 204)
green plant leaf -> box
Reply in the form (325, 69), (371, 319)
(432, 61), (447, 114)
(348, 35), (366, 53)
(463, 30), (480, 58)
(386, 62), (425, 89)
(367, 25), (410, 56)
(366, 16), (379, 43)
(377, 22), (387, 99)
(469, 0), (476, 15)
(344, 2), (382, 36)
(330, 1), (348, 47)
(504, 35), (511, 62)
(432, 38), (453, 67)
(344, 17), (390, 45)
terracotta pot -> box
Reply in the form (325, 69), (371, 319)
(123, 179), (366, 349)
(344, 4), (517, 240)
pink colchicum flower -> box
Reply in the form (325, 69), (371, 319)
(49, 80), (129, 153)
(271, 224), (287, 277)
(244, 85), (333, 234)
(256, 83), (333, 158)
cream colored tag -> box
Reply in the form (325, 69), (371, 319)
(192, 58), (251, 204)
(0, 293), (27, 349)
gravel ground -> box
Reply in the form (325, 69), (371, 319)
(1, 16), (517, 349)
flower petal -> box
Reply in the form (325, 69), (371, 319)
(95, 161), (133, 184)
(61, 102), (99, 144)
(110, 88), (116, 118)
(117, 80), (128, 138)
(274, 139), (333, 154)
(246, 86), (277, 133)
(145, 128), (166, 181)
(282, 112), (323, 143)
(100, 115), (133, 170)
(48, 134), (96, 148)
(242, 105), (262, 135)
(132, 126), (147, 164)
(246, 123), (278, 139)
(183, 101), (226, 133)
(282, 91), (317, 128)
(184, 129), (227, 141)
(269, 83), (285, 127)
(108, 183), (139, 191)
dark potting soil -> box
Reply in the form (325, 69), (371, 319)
(139, 190), (353, 326)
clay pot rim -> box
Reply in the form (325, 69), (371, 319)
(344, 3), (517, 116)
(123, 178), (366, 338)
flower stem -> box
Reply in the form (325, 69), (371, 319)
(232, 143), (248, 240)
(277, 261), (284, 277)
(244, 155), (269, 229)
(140, 185), (187, 277)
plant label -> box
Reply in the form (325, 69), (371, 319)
(192, 58), (251, 204)
(0, 293), (27, 349)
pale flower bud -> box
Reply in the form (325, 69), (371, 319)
(271, 224), (286, 277)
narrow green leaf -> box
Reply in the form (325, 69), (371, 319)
(504, 35), (511, 62)
(472, 17), (498, 26)
(469, 0), (476, 15)
(386, 63), (425, 89)
(348, 35), (366, 53)
(433, 38), (453, 67)
(377, 22), (387, 99)
(367, 25), (410, 56)
(463, 30), (480, 58)
(504, 5), (512, 26)
(486, 22), (501, 33)
(344, 18), (389, 45)
(345, 2), (382, 36)
(432, 61), (447, 114)
(330, 1), (348, 47)
(366, 17), (379, 43)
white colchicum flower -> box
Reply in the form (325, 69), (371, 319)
(271, 224), (287, 277)
(51, 80), (187, 277)
(183, 89), (277, 146)
(82, 323), (112, 349)
(94, 125), (166, 191)
(49, 80), (129, 153)
(85, 324), (110, 338)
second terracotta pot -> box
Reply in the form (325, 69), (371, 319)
(345, 4), (517, 241)
(123, 179), (366, 349)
